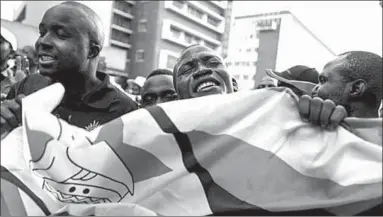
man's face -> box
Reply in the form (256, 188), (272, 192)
(174, 46), (232, 99)
(35, 5), (90, 78)
(312, 56), (349, 106)
(0, 36), (12, 66)
(257, 80), (276, 89)
(141, 75), (177, 107)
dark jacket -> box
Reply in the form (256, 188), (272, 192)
(7, 73), (138, 131)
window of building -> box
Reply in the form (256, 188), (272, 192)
(136, 50), (145, 62)
(112, 14), (131, 29)
(166, 55), (178, 69)
(250, 34), (253, 39)
(234, 74), (240, 80)
(252, 61), (257, 66)
(114, 1), (132, 14)
(235, 62), (240, 66)
(226, 62), (232, 67)
(184, 33), (193, 44)
(187, 5), (203, 19)
(192, 37), (202, 44)
(207, 16), (220, 26)
(244, 75), (249, 80)
(111, 29), (130, 44)
(138, 19), (147, 32)
(204, 42), (216, 50)
(172, 0), (185, 9)
(246, 48), (252, 53)
(170, 26), (181, 39)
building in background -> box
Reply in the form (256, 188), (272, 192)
(129, 0), (233, 79)
(225, 11), (335, 90)
(8, 0), (233, 79)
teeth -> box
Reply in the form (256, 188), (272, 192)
(197, 81), (216, 92)
(40, 56), (54, 61)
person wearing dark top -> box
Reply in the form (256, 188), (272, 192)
(1, 2), (137, 139)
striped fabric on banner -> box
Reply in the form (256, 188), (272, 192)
(1, 83), (382, 216)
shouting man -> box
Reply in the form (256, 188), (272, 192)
(1, 2), (137, 138)
(173, 44), (233, 99)
(141, 69), (178, 107)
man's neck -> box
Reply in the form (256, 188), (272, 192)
(349, 102), (379, 118)
(58, 72), (102, 99)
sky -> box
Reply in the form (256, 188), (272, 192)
(232, 1), (382, 56)
(1, 1), (382, 56)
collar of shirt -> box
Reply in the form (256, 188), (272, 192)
(61, 73), (119, 110)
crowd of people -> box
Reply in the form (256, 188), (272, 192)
(1, 1), (382, 156)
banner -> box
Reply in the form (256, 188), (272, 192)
(1, 84), (382, 216)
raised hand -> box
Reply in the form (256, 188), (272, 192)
(0, 94), (26, 140)
(8, 55), (29, 85)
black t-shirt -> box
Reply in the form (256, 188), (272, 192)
(7, 73), (138, 130)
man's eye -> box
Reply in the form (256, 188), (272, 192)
(39, 30), (47, 37)
(319, 76), (327, 84)
(164, 94), (177, 101)
(56, 29), (68, 38)
(179, 65), (193, 75)
(207, 59), (221, 67)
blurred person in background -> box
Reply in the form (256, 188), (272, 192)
(1, 27), (23, 100)
(1, 2), (137, 139)
(255, 76), (276, 89)
(232, 77), (239, 92)
(173, 44), (233, 99)
(17, 45), (39, 74)
(140, 69), (177, 107)
(266, 65), (319, 96)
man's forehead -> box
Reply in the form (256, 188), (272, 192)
(41, 5), (89, 27)
(323, 55), (348, 75)
(180, 46), (220, 62)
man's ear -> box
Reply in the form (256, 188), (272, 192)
(88, 43), (101, 59)
(348, 79), (367, 98)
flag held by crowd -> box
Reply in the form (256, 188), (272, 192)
(1, 83), (382, 216)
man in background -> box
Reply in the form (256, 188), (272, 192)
(141, 69), (177, 107)
(255, 76), (276, 89)
(173, 44), (233, 99)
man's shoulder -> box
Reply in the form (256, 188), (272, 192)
(111, 86), (138, 111)
(16, 73), (53, 96)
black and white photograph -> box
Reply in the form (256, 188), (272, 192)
(0, 0), (382, 216)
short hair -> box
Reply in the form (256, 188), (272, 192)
(147, 69), (173, 79)
(338, 51), (382, 107)
(60, 2), (105, 49)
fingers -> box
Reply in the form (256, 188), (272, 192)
(15, 55), (22, 72)
(328, 105), (348, 130)
(298, 95), (311, 122)
(0, 105), (18, 128)
(318, 99), (336, 128)
(24, 57), (30, 75)
(308, 97), (323, 125)
(0, 99), (22, 128)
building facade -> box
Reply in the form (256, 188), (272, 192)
(129, 0), (233, 79)
(225, 11), (336, 90)
(10, 0), (233, 79)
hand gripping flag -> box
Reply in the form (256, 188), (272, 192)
(1, 83), (382, 216)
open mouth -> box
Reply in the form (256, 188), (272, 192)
(194, 79), (220, 93)
(38, 54), (56, 65)
(43, 181), (111, 204)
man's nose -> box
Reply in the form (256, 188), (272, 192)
(38, 33), (54, 49)
(192, 66), (213, 80)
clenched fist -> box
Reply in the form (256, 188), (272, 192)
(298, 95), (348, 130)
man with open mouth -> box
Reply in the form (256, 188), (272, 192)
(173, 44), (234, 99)
(1, 2), (137, 139)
